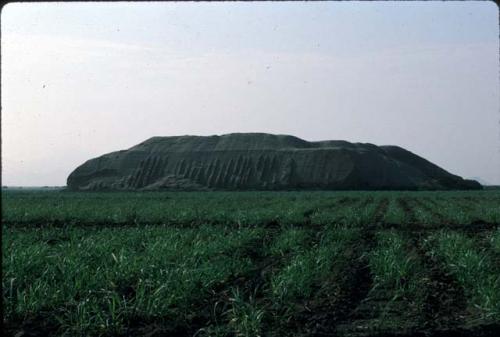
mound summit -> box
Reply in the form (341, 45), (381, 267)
(67, 133), (481, 191)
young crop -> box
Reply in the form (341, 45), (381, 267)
(0, 191), (365, 227)
(429, 196), (500, 225)
(410, 198), (438, 225)
(270, 227), (360, 302)
(369, 231), (424, 301)
(339, 197), (380, 227)
(268, 228), (312, 257)
(491, 228), (500, 254)
(383, 196), (408, 225)
(3, 189), (500, 336)
(472, 199), (500, 224)
(4, 190), (500, 227)
(226, 287), (265, 337)
(309, 196), (380, 227)
(426, 231), (500, 319)
(2, 225), (265, 335)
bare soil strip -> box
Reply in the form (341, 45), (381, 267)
(397, 197), (418, 224)
(329, 230), (377, 337)
(409, 232), (467, 331)
(373, 198), (390, 225)
(289, 247), (370, 336)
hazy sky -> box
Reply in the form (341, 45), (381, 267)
(2, 1), (499, 186)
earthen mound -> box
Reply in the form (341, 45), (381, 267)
(67, 133), (481, 191)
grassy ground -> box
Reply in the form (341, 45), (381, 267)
(2, 190), (500, 336)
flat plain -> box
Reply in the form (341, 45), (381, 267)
(2, 190), (500, 336)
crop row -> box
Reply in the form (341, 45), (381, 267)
(4, 225), (500, 336)
(3, 190), (499, 227)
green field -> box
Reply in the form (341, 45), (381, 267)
(2, 190), (500, 336)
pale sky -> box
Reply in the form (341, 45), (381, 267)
(2, 1), (499, 186)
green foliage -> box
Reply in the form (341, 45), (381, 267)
(426, 231), (500, 319)
(369, 231), (424, 301)
(3, 190), (500, 228)
(2, 190), (350, 227)
(2, 225), (264, 335)
(271, 227), (360, 302)
(309, 194), (383, 227)
(268, 228), (312, 256)
(491, 228), (500, 254)
(430, 195), (500, 225)
(226, 288), (265, 337)
(383, 196), (409, 224)
(2, 189), (500, 336)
